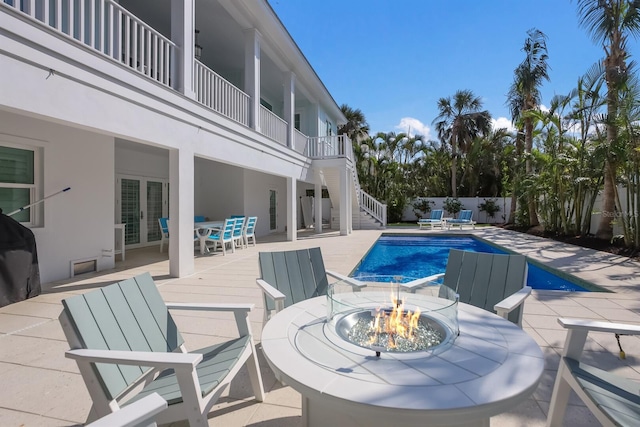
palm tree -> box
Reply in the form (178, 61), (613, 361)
(433, 89), (492, 198)
(575, 0), (640, 240)
(506, 28), (550, 227)
(338, 104), (370, 143)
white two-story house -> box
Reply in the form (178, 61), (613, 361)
(0, 0), (385, 284)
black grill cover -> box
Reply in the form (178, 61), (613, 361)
(0, 212), (41, 307)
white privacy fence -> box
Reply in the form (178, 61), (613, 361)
(3, 0), (176, 87)
(403, 197), (513, 224)
(193, 60), (250, 126)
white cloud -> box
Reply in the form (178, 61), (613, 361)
(394, 117), (432, 140)
(491, 116), (516, 132)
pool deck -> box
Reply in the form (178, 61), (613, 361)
(1, 226), (639, 426)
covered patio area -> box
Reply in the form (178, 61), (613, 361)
(1, 228), (639, 426)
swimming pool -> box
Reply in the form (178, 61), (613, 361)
(351, 235), (604, 292)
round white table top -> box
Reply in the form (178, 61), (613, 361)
(261, 295), (544, 425)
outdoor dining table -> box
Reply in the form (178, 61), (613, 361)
(195, 221), (223, 254)
(261, 291), (544, 427)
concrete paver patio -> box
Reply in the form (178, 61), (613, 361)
(1, 227), (639, 426)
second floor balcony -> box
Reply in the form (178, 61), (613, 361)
(2, 0), (347, 160)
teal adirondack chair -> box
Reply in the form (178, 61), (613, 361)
(59, 272), (264, 426)
(547, 318), (640, 427)
(401, 249), (531, 326)
(256, 247), (366, 323)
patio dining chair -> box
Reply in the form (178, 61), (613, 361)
(244, 216), (257, 247)
(158, 217), (169, 252)
(547, 318), (640, 427)
(256, 247), (366, 324)
(401, 248), (531, 326)
(199, 218), (236, 255)
(231, 216), (246, 250)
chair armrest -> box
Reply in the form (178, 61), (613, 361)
(86, 393), (167, 427)
(559, 318), (640, 335)
(326, 270), (367, 289)
(494, 286), (532, 318)
(400, 273), (444, 292)
(166, 302), (254, 314)
(65, 348), (202, 369)
(256, 279), (286, 302)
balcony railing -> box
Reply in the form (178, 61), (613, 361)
(259, 106), (288, 144)
(193, 60), (250, 126)
(306, 135), (352, 160)
(2, 0), (175, 87)
(294, 129), (308, 154)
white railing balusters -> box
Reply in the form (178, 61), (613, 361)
(294, 129), (308, 155)
(259, 106), (287, 144)
(193, 59), (250, 126)
(42, 0), (49, 26)
(55, 0), (61, 31)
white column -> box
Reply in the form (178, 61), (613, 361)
(339, 167), (348, 236)
(283, 71), (296, 149)
(286, 176), (297, 241)
(170, 0), (195, 98)
(169, 147), (195, 277)
(314, 181), (323, 234)
(347, 168), (353, 234)
(244, 28), (262, 132)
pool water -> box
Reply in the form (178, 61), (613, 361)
(351, 235), (598, 292)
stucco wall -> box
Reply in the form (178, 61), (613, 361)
(1, 111), (115, 283)
(243, 169), (286, 236)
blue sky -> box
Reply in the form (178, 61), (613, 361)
(270, 0), (640, 140)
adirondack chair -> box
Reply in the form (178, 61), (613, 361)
(417, 209), (444, 230)
(256, 247), (366, 323)
(401, 249), (531, 326)
(547, 318), (640, 427)
(86, 393), (167, 427)
(59, 272), (264, 426)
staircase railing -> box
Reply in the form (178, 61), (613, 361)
(360, 190), (387, 227)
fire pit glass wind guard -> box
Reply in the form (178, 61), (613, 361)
(327, 276), (459, 356)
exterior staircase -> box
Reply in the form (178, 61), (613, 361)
(308, 135), (386, 231)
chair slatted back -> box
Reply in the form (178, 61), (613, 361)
(61, 273), (184, 400)
(430, 209), (443, 220)
(194, 215), (206, 223)
(458, 210), (472, 221)
(441, 249), (527, 324)
(245, 216), (257, 234)
(221, 218), (235, 239)
(232, 217), (245, 238)
(158, 217), (169, 234)
(259, 248), (328, 311)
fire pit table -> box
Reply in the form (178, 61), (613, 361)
(261, 278), (544, 427)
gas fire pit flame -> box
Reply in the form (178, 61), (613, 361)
(369, 295), (421, 349)
(338, 292), (446, 354)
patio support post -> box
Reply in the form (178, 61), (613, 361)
(314, 180), (322, 233)
(244, 28), (262, 132)
(286, 176), (297, 241)
(283, 71), (296, 149)
(339, 167), (349, 236)
(170, 0), (195, 98)
(347, 166), (353, 234)
(169, 147), (195, 277)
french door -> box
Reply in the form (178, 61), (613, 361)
(116, 175), (168, 247)
(269, 189), (277, 231)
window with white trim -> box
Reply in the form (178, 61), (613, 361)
(0, 144), (40, 224)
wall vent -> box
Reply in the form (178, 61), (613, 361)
(71, 258), (98, 277)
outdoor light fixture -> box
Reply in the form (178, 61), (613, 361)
(194, 29), (203, 60)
